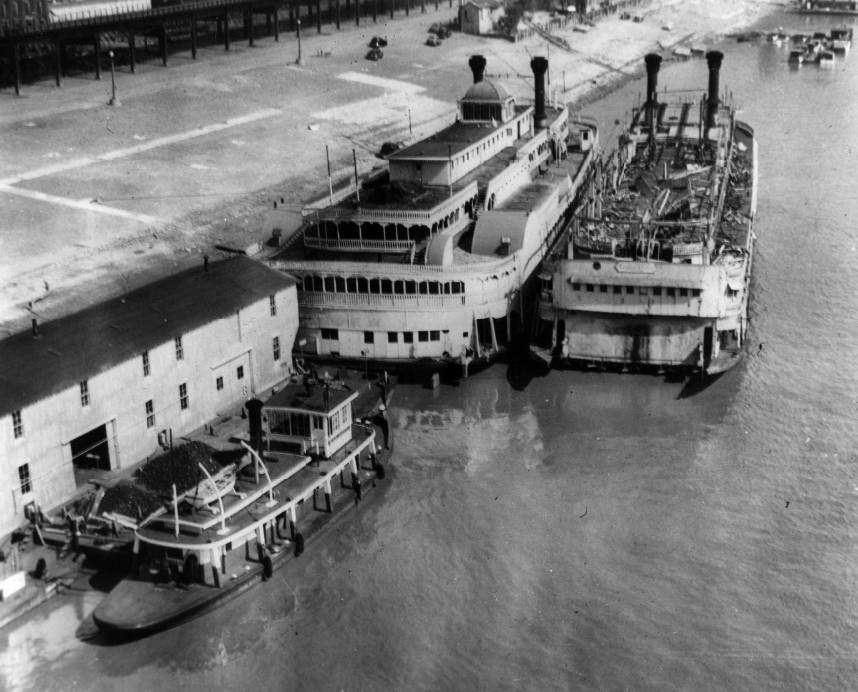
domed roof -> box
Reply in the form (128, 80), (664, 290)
(462, 79), (510, 103)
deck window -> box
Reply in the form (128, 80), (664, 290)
(430, 331), (440, 341)
(364, 331), (374, 344)
(626, 286), (634, 295)
(571, 283), (581, 291)
(692, 289), (702, 297)
(335, 277), (346, 293)
(403, 332), (414, 343)
(357, 277), (369, 293)
(418, 331), (429, 342)
(667, 287), (676, 297)
(613, 285), (622, 294)
(321, 328), (339, 340)
(18, 463), (31, 495)
(679, 288), (688, 297)
(599, 285), (608, 293)
(586, 284), (594, 292)
(388, 332), (398, 343)
(145, 400), (155, 428)
(346, 277), (357, 293)
(324, 277), (335, 292)
(653, 287), (662, 296)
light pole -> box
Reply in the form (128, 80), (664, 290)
(296, 19), (304, 65)
(360, 350), (368, 385)
(108, 50), (120, 106)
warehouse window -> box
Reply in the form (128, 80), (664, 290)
(388, 332), (398, 343)
(175, 335), (184, 361)
(18, 464), (31, 495)
(80, 380), (90, 407)
(364, 332), (374, 345)
(179, 383), (189, 410)
(269, 294), (277, 316)
(216, 376), (224, 391)
(12, 409), (23, 439)
(145, 400), (155, 429)
(273, 336), (281, 361)
(142, 351), (150, 377)
(237, 366), (244, 380)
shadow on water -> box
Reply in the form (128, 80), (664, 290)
(675, 371), (725, 399)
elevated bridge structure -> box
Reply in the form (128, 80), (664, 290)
(0, 0), (454, 95)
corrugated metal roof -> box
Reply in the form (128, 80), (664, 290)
(0, 257), (296, 418)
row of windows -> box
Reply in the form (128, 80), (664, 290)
(571, 283), (703, 298)
(300, 275), (466, 296)
(320, 329), (453, 344)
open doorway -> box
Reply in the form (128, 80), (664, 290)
(71, 423), (111, 487)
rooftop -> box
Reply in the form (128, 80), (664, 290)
(0, 257), (296, 418)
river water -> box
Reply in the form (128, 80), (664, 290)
(3, 13), (858, 691)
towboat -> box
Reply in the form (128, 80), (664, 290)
(92, 375), (390, 637)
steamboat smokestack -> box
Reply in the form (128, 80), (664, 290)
(531, 56), (548, 130)
(644, 53), (662, 129)
(469, 55), (486, 84)
(706, 50), (724, 131)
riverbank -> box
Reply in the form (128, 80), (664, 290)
(0, 0), (785, 335)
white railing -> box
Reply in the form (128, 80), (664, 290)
(270, 254), (519, 278)
(303, 237), (415, 252)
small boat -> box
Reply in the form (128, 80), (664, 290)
(830, 26), (853, 53)
(93, 375), (391, 637)
(818, 49), (836, 67)
(788, 49), (806, 65)
(673, 46), (692, 59)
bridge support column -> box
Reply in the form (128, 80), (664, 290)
(224, 15), (231, 50)
(11, 43), (21, 96)
(355, 0), (359, 25)
(159, 24), (167, 66)
(372, 0), (376, 22)
(316, 0), (321, 32)
(405, 0), (409, 16)
(94, 34), (102, 80)
(54, 39), (62, 87)
(247, 11), (255, 46)
(191, 17), (198, 58)
(128, 31), (136, 73)
(389, 0), (393, 20)
(335, 0), (340, 28)
(273, 9), (280, 40)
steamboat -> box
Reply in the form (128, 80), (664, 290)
(533, 52), (757, 375)
(266, 55), (598, 375)
(92, 374), (390, 637)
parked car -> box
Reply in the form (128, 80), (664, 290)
(369, 36), (388, 48)
(366, 47), (383, 60)
(426, 34), (441, 46)
(436, 26), (450, 39)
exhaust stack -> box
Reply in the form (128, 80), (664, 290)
(644, 53), (662, 130)
(705, 51), (724, 131)
(468, 55), (486, 84)
(531, 56), (548, 130)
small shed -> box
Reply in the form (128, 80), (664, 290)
(459, 0), (505, 35)
(263, 381), (358, 459)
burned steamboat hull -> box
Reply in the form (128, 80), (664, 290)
(535, 51), (756, 376)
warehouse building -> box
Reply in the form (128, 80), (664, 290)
(0, 256), (298, 537)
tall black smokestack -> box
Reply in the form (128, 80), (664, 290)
(531, 56), (548, 130)
(469, 55), (486, 84)
(644, 53), (662, 129)
(706, 50), (724, 131)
